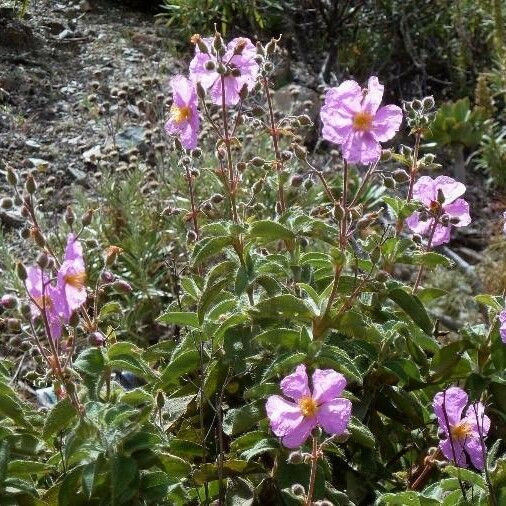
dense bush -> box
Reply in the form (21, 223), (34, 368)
(0, 32), (505, 506)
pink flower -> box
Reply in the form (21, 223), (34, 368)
(433, 387), (490, 469)
(503, 211), (506, 235)
(320, 76), (402, 164)
(499, 310), (506, 344)
(165, 75), (200, 150)
(57, 233), (87, 312)
(189, 37), (258, 106)
(266, 364), (352, 448)
(406, 175), (471, 246)
(26, 266), (69, 340)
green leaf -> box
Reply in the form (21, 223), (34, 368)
(74, 347), (106, 377)
(443, 465), (486, 489)
(348, 417), (375, 448)
(111, 455), (138, 505)
(98, 301), (123, 320)
(249, 220), (295, 241)
(0, 392), (29, 427)
(225, 477), (254, 506)
(252, 294), (313, 321)
(388, 288), (433, 335)
(192, 235), (235, 265)
(158, 350), (200, 389)
(193, 460), (264, 485)
(223, 401), (264, 436)
(43, 397), (78, 439)
(255, 328), (300, 349)
(7, 460), (51, 477)
(158, 311), (200, 328)
(140, 470), (171, 501)
(474, 294), (503, 310)
(0, 440), (10, 485)
(317, 344), (363, 385)
(158, 453), (192, 480)
(198, 278), (230, 323)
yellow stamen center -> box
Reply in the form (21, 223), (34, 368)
(298, 396), (319, 417)
(171, 105), (192, 124)
(450, 422), (472, 441)
(64, 271), (87, 289)
(429, 200), (441, 212)
(352, 111), (373, 132)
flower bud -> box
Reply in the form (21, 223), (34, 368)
(0, 294), (18, 309)
(191, 34), (209, 54)
(333, 204), (344, 221)
(36, 252), (49, 269)
(251, 106), (265, 117)
(192, 147), (202, 159)
(290, 174), (303, 187)
(104, 245), (123, 266)
(204, 60), (216, 71)
(100, 270), (115, 283)
(236, 162), (247, 172)
(412, 99), (423, 111)
(187, 230), (197, 243)
(265, 38), (277, 54)
(156, 390), (165, 409)
(1, 198), (13, 209)
(290, 483), (305, 496)
(437, 188), (445, 204)
(422, 96), (435, 110)
(239, 83), (249, 100)
(25, 176), (36, 195)
(255, 41), (265, 56)
(250, 157), (265, 167)
(65, 206), (75, 226)
(412, 234), (422, 244)
(287, 451), (303, 464)
(113, 279), (132, 293)
(88, 331), (106, 346)
(30, 227), (45, 247)
(81, 209), (93, 227)
(252, 180), (264, 194)
(392, 168), (410, 183)
(440, 214), (450, 226)
(196, 82), (206, 100)
(281, 150), (293, 161)
(6, 167), (18, 186)
(264, 61), (273, 73)
(231, 67), (242, 78)
(213, 32), (226, 54)
(211, 193), (224, 204)
(292, 143), (307, 160)
(7, 318), (21, 332)
(303, 177), (314, 190)
(449, 216), (461, 225)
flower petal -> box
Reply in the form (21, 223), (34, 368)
(281, 416), (317, 449)
(265, 395), (303, 437)
(464, 403), (491, 437)
(312, 369), (346, 403)
(189, 51), (219, 90)
(317, 398), (352, 436)
(405, 212), (432, 236)
(434, 176), (466, 204)
(280, 364), (310, 401)
(209, 76), (240, 106)
(412, 176), (437, 206)
(443, 199), (471, 227)
(500, 310), (506, 344)
(372, 104), (403, 142)
(363, 76), (384, 114)
(342, 131), (381, 164)
(430, 223), (452, 246)
(323, 81), (363, 116)
(440, 437), (468, 467)
(464, 437), (486, 470)
(433, 387), (469, 430)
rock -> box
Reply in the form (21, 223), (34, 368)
(0, 19), (38, 50)
(68, 164), (88, 184)
(272, 84), (320, 144)
(79, 0), (93, 12)
(25, 140), (41, 150)
(35, 387), (57, 407)
(0, 211), (23, 229)
(82, 144), (101, 163)
(57, 28), (74, 40)
(115, 125), (147, 155)
(43, 20), (66, 35)
(27, 158), (50, 172)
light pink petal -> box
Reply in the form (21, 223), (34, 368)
(440, 437), (468, 467)
(433, 387), (468, 430)
(280, 364), (310, 401)
(443, 199), (471, 227)
(342, 131), (381, 164)
(324, 81), (363, 115)
(322, 123), (353, 145)
(500, 313), (506, 344)
(179, 120), (199, 150)
(265, 395), (303, 437)
(312, 369), (346, 403)
(372, 104), (403, 142)
(189, 51), (219, 90)
(464, 403), (491, 437)
(434, 176), (466, 204)
(363, 76), (384, 114)
(405, 212), (432, 236)
(412, 176), (437, 206)
(503, 211), (506, 235)
(430, 223), (452, 246)
(209, 76), (240, 106)
(317, 398), (352, 436)
(281, 416), (317, 449)
(464, 437), (486, 470)
(171, 75), (195, 105)
(64, 234), (83, 262)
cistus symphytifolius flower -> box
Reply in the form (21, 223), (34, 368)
(406, 175), (471, 246)
(266, 364), (352, 448)
(320, 76), (403, 164)
(26, 234), (87, 340)
(433, 386), (490, 469)
(189, 36), (259, 106)
(164, 75), (200, 150)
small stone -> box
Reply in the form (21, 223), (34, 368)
(27, 158), (50, 172)
(25, 140), (41, 150)
(82, 145), (101, 163)
(57, 28), (74, 40)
